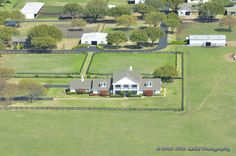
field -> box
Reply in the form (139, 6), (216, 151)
(0, 54), (86, 73)
(89, 53), (176, 74)
(0, 47), (236, 155)
(178, 22), (236, 41)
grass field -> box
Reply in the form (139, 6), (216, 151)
(0, 47), (236, 156)
(89, 53), (176, 74)
(0, 54), (86, 73)
(178, 22), (236, 41)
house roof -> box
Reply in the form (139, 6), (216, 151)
(225, 6), (236, 12)
(11, 36), (28, 42)
(92, 79), (111, 91)
(69, 79), (92, 90)
(113, 70), (141, 84)
(81, 32), (108, 41)
(21, 2), (45, 14)
(189, 35), (226, 40)
(140, 79), (162, 91)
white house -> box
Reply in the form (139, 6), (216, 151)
(69, 67), (162, 96)
(187, 35), (226, 47)
(177, 3), (199, 16)
(186, 0), (210, 3)
(128, 0), (145, 4)
(21, 2), (45, 19)
(225, 6), (236, 16)
(81, 32), (108, 45)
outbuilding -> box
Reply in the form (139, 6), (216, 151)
(128, 0), (145, 4)
(21, 2), (45, 19)
(187, 35), (226, 47)
(80, 32), (108, 45)
(225, 6), (236, 16)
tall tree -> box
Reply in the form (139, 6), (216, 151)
(167, 0), (185, 11)
(145, 27), (163, 46)
(0, 26), (19, 45)
(129, 30), (148, 46)
(199, 2), (225, 21)
(133, 3), (154, 18)
(145, 0), (165, 10)
(219, 15), (236, 32)
(64, 3), (83, 19)
(18, 79), (46, 103)
(109, 6), (132, 18)
(145, 11), (167, 27)
(165, 12), (180, 33)
(116, 15), (137, 28)
(85, 0), (108, 21)
(107, 32), (127, 48)
(153, 65), (178, 82)
(71, 19), (87, 30)
(31, 37), (57, 50)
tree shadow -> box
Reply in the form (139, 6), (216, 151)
(214, 28), (230, 32)
(68, 28), (84, 31)
(112, 27), (134, 32)
(124, 45), (143, 49)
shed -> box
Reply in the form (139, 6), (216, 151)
(21, 2), (45, 19)
(188, 35), (226, 47)
(225, 6), (236, 16)
(128, 0), (145, 4)
(81, 32), (108, 45)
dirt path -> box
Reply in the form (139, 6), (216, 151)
(80, 52), (94, 77)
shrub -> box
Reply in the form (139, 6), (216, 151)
(143, 90), (154, 96)
(99, 90), (110, 96)
(110, 94), (123, 98)
(76, 89), (86, 94)
(96, 44), (104, 50)
(170, 40), (187, 45)
(73, 44), (90, 49)
(119, 91), (125, 97)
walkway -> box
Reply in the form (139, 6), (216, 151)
(80, 52), (94, 76)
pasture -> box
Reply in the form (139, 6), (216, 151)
(0, 54), (86, 73)
(89, 53), (176, 74)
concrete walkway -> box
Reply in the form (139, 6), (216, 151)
(80, 52), (94, 76)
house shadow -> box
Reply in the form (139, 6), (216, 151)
(214, 28), (230, 32)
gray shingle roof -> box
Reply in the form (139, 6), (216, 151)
(69, 79), (92, 90)
(92, 79), (111, 91)
(140, 79), (162, 91)
(113, 70), (141, 84)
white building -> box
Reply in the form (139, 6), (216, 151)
(21, 2), (45, 19)
(186, 0), (210, 3)
(188, 35), (226, 47)
(128, 0), (145, 4)
(177, 3), (199, 16)
(81, 32), (108, 45)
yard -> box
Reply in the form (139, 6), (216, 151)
(0, 47), (235, 155)
(89, 53), (176, 74)
(177, 22), (236, 41)
(0, 54), (86, 73)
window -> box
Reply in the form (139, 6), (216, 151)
(115, 85), (121, 88)
(99, 82), (106, 88)
(123, 85), (129, 88)
(145, 82), (152, 87)
(131, 85), (137, 88)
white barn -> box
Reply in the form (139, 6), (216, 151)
(21, 2), (45, 19)
(188, 35), (226, 47)
(128, 0), (145, 4)
(81, 32), (108, 45)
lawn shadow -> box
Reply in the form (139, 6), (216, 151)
(68, 28), (84, 31)
(124, 45), (143, 49)
(112, 27), (134, 31)
(214, 28), (230, 32)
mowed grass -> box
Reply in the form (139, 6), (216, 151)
(0, 54), (86, 73)
(178, 22), (236, 41)
(0, 47), (236, 155)
(89, 53), (176, 74)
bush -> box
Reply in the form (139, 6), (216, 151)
(110, 94), (123, 98)
(127, 94), (142, 98)
(143, 90), (154, 96)
(170, 40), (187, 45)
(76, 89), (87, 94)
(99, 90), (110, 96)
(119, 91), (125, 97)
(73, 44), (90, 49)
(96, 44), (104, 50)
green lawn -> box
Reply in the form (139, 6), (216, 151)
(0, 54), (86, 73)
(0, 47), (236, 156)
(178, 22), (236, 41)
(89, 53), (176, 74)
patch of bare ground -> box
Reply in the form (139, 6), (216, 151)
(224, 53), (236, 62)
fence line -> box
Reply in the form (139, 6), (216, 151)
(13, 72), (81, 78)
(0, 106), (182, 112)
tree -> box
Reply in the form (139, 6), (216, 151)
(153, 65), (178, 82)
(31, 37), (57, 50)
(107, 32), (127, 48)
(10, 10), (25, 20)
(0, 67), (14, 80)
(145, 27), (163, 46)
(0, 26), (19, 45)
(212, 0), (230, 7)
(165, 13), (180, 33)
(199, 2), (225, 21)
(18, 79), (46, 103)
(28, 25), (63, 41)
(109, 6), (132, 18)
(116, 15), (137, 28)
(145, 11), (167, 27)
(85, 0), (108, 21)
(219, 15), (236, 32)
(129, 30), (148, 46)
(2, 83), (18, 105)
(133, 3), (154, 17)
(71, 19), (87, 30)
(145, 0), (165, 10)
(64, 3), (83, 19)
(167, 0), (185, 11)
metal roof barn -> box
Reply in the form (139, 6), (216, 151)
(81, 32), (108, 45)
(21, 2), (45, 19)
(188, 35), (226, 47)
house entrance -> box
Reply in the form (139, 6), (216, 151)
(91, 41), (97, 45)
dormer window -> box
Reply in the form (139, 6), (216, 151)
(99, 82), (106, 88)
(145, 81), (152, 87)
